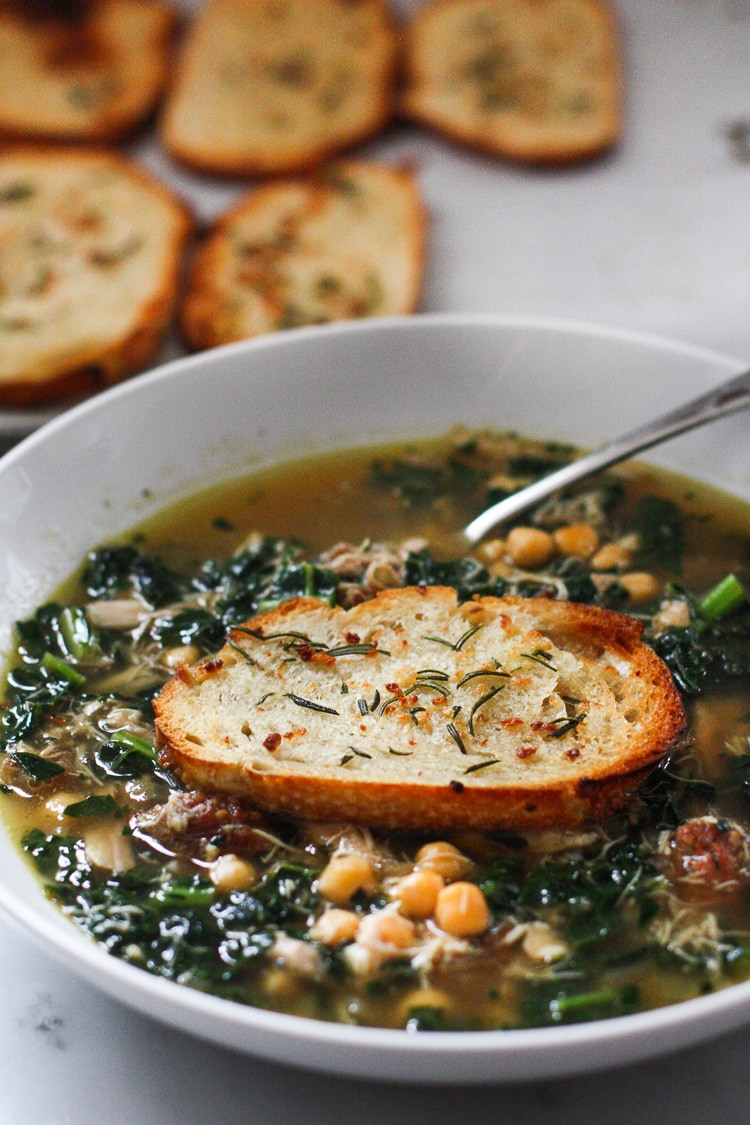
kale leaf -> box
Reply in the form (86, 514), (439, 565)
(194, 537), (327, 628)
(651, 606), (750, 694)
(520, 840), (659, 949)
(22, 831), (322, 995)
(0, 660), (84, 751)
(404, 548), (498, 601)
(85, 546), (185, 608)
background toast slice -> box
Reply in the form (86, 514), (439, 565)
(0, 146), (191, 406)
(154, 587), (686, 831)
(401, 0), (622, 165)
(181, 160), (426, 349)
(160, 0), (398, 176)
(0, 0), (176, 142)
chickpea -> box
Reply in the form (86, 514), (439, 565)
(316, 852), (375, 904)
(553, 523), (599, 559)
(505, 526), (556, 569)
(415, 840), (473, 882)
(591, 542), (632, 571)
(434, 881), (491, 938)
(619, 572), (661, 603)
(394, 869), (445, 919)
(272, 933), (321, 977)
(163, 644), (201, 668)
(476, 537), (506, 565)
(356, 909), (416, 949)
(209, 853), (257, 893)
(310, 908), (360, 946)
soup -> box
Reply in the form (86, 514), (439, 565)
(3, 427), (750, 1031)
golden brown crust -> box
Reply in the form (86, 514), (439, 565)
(160, 747), (658, 833)
(401, 0), (622, 166)
(180, 160), (427, 351)
(0, 145), (192, 407)
(0, 283), (177, 407)
(154, 588), (686, 832)
(163, 96), (397, 182)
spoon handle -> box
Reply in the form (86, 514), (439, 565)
(463, 364), (750, 543)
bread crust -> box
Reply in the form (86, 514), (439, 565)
(154, 588), (686, 832)
(180, 160), (426, 350)
(401, 0), (622, 166)
(0, 145), (192, 407)
(160, 0), (398, 177)
(0, 0), (176, 143)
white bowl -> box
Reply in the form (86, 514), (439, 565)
(1, 313), (749, 1084)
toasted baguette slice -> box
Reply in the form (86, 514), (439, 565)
(0, 147), (191, 406)
(401, 0), (622, 165)
(181, 160), (425, 349)
(0, 0), (176, 142)
(160, 0), (398, 177)
(154, 587), (685, 832)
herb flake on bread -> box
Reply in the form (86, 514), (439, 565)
(402, 0), (622, 165)
(181, 160), (426, 349)
(0, 146), (191, 406)
(154, 587), (686, 831)
(161, 0), (398, 177)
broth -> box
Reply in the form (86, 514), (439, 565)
(4, 427), (750, 1031)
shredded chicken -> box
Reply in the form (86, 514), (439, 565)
(132, 790), (278, 860)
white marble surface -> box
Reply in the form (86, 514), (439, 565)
(3, 1), (750, 1120)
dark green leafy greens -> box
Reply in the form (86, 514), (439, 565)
(650, 579), (750, 695)
(22, 829), (323, 999)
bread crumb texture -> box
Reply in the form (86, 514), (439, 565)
(161, 0), (398, 176)
(402, 0), (622, 164)
(181, 160), (425, 348)
(0, 147), (191, 405)
(0, 0), (175, 141)
(154, 587), (686, 831)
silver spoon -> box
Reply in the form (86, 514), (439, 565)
(463, 364), (750, 544)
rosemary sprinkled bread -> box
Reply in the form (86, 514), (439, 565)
(0, 0), (176, 142)
(0, 147), (191, 406)
(181, 160), (425, 349)
(401, 0), (622, 165)
(160, 0), (398, 177)
(154, 587), (685, 832)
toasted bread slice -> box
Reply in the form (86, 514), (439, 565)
(160, 0), (398, 177)
(181, 160), (426, 349)
(154, 587), (685, 832)
(401, 0), (622, 165)
(0, 147), (191, 406)
(0, 0), (176, 142)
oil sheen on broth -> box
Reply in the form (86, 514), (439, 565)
(4, 428), (750, 1032)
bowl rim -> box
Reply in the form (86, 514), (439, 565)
(1, 311), (749, 1082)
(3, 310), (747, 462)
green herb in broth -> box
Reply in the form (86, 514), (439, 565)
(5, 427), (750, 1031)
